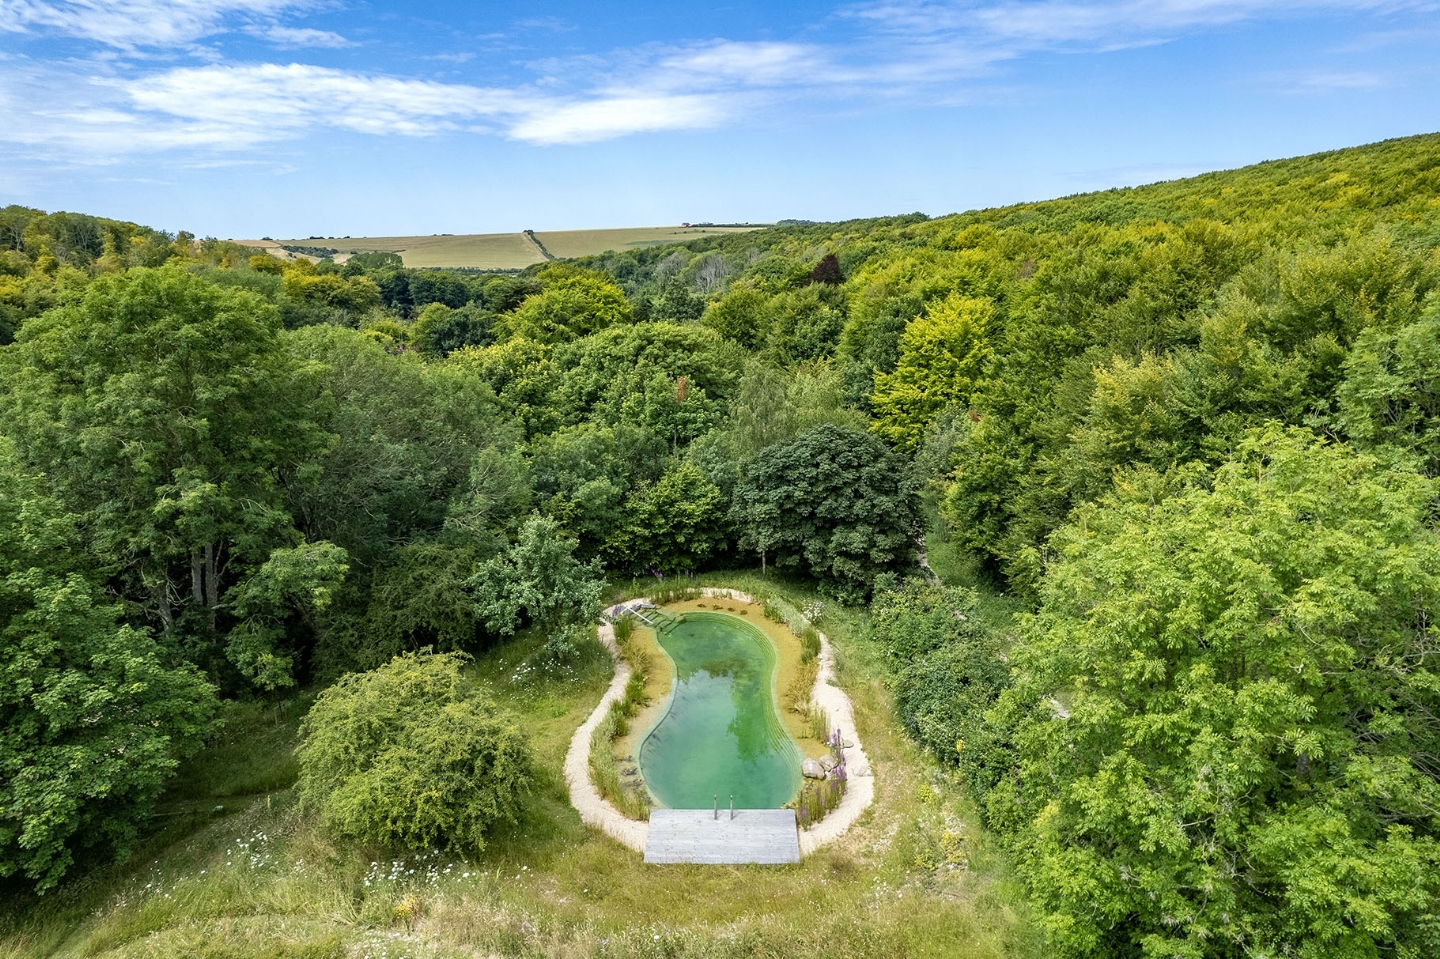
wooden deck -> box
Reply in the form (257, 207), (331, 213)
(644, 809), (800, 864)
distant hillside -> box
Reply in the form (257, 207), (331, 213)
(235, 224), (767, 269)
(572, 131), (1440, 286)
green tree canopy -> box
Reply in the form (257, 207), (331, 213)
(996, 428), (1440, 958)
(1335, 305), (1440, 475)
(870, 292), (993, 452)
(606, 460), (728, 575)
(446, 337), (561, 438)
(411, 302), (497, 358)
(284, 325), (515, 571)
(504, 267), (631, 344)
(281, 259), (382, 315)
(702, 285), (770, 349)
(732, 424), (921, 597)
(550, 322), (743, 439)
(0, 441), (217, 891)
(527, 423), (666, 559)
(470, 514), (604, 638)
(0, 265), (327, 687)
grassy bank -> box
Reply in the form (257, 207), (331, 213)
(0, 572), (1039, 959)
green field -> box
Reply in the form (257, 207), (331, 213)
(237, 225), (765, 269)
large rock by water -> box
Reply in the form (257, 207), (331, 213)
(802, 759), (827, 779)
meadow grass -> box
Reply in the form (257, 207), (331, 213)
(1, 572), (1041, 959)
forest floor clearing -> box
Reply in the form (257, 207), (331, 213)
(0, 571), (1038, 959)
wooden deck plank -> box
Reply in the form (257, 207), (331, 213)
(644, 809), (799, 864)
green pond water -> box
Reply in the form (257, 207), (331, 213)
(638, 611), (802, 809)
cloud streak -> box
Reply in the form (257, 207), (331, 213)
(0, 0), (316, 48)
(256, 26), (354, 49)
(1, 0), (1430, 159)
(1, 59), (750, 151)
(849, 0), (1426, 46)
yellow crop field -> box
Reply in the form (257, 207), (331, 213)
(533, 225), (761, 259)
(236, 225), (765, 269)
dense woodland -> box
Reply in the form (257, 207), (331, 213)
(4, 133), (1440, 958)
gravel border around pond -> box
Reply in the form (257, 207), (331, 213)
(562, 617), (649, 853)
(562, 588), (875, 857)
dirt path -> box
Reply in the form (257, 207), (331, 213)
(562, 619), (648, 853)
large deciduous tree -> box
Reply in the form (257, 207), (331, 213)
(470, 514), (604, 638)
(606, 461), (729, 575)
(870, 292), (993, 452)
(1335, 306), (1440, 476)
(550, 322), (742, 441)
(998, 428), (1440, 958)
(0, 265), (331, 687)
(0, 440), (217, 891)
(731, 423), (920, 598)
(504, 267), (631, 344)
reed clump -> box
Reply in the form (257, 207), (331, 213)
(588, 616), (653, 820)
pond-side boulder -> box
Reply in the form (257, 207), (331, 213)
(802, 759), (827, 779)
(818, 755), (837, 772)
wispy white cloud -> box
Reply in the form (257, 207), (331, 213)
(515, 16), (578, 34)
(1334, 24), (1440, 50)
(1, 59), (743, 152)
(1, 0), (1429, 159)
(1295, 69), (1385, 87)
(256, 25), (353, 49)
(849, 0), (1427, 47)
(0, 0), (314, 48)
(1254, 66), (1390, 92)
(126, 63), (529, 141)
(510, 93), (733, 144)
(656, 40), (827, 85)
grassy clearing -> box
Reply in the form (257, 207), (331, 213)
(1, 572), (1040, 959)
(924, 522), (1023, 632)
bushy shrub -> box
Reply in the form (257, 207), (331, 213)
(870, 578), (1009, 795)
(295, 653), (532, 853)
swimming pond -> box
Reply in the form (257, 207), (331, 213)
(638, 611), (803, 810)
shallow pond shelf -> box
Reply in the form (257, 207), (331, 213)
(643, 808), (800, 864)
(638, 611), (802, 809)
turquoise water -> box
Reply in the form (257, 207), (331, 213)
(638, 611), (802, 809)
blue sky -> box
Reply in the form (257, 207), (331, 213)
(2, 1), (1438, 238)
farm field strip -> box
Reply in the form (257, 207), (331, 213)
(233, 225), (766, 269)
